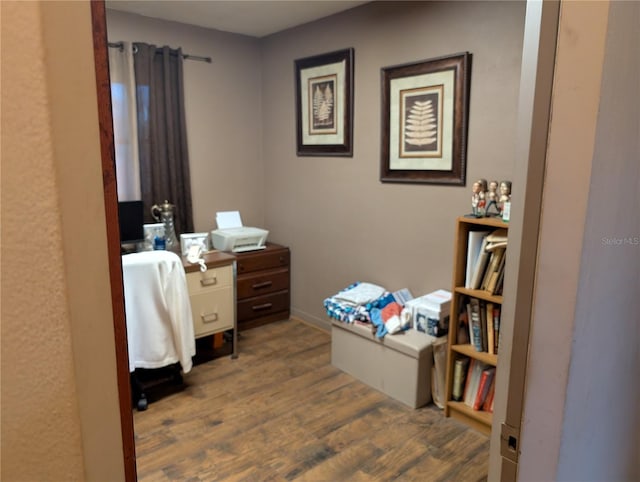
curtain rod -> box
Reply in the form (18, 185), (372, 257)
(108, 41), (212, 64)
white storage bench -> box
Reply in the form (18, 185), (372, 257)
(331, 320), (436, 409)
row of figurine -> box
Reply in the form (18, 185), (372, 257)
(471, 179), (511, 217)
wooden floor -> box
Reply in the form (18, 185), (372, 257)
(133, 319), (489, 481)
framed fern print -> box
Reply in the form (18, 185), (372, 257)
(295, 48), (354, 156)
(381, 52), (470, 184)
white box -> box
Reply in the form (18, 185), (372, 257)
(405, 289), (452, 337)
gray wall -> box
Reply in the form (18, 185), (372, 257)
(107, 1), (526, 329)
(261, 1), (525, 327)
(107, 10), (266, 232)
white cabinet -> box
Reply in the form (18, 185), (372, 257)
(182, 251), (237, 358)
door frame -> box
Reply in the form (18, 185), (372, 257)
(487, 1), (560, 479)
(88, 2), (559, 481)
(90, 2), (137, 480)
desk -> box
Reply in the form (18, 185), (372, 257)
(181, 250), (237, 358)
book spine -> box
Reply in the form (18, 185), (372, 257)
(462, 359), (477, 406)
(469, 299), (483, 352)
(464, 361), (485, 408)
(479, 300), (488, 352)
(493, 306), (501, 355)
(486, 302), (494, 355)
(482, 375), (496, 412)
(452, 357), (469, 401)
(473, 367), (496, 410)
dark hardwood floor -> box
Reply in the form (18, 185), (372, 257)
(133, 319), (489, 481)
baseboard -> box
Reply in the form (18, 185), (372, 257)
(289, 315), (331, 334)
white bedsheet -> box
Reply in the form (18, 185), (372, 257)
(122, 250), (195, 373)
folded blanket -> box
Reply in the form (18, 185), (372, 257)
(324, 282), (389, 325)
(332, 282), (386, 306)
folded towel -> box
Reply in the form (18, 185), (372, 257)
(333, 282), (386, 306)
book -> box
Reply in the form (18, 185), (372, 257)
(466, 301), (475, 348)
(493, 305), (501, 355)
(456, 300), (470, 345)
(473, 367), (496, 410)
(463, 360), (486, 408)
(482, 373), (497, 412)
(479, 300), (488, 352)
(470, 236), (491, 290)
(493, 252), (507, 295)
(465, 231), (490, 288)
(485, 228), (508, 248)
(485, 247), (506, 293)
(452, 357), (470, 401)
(486, 302), (495, 355)
(463, 359), (477, 407)
(469, 299), (483, 352)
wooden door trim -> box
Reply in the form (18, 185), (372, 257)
(487, 1), (560, 479)
(90, 1), (137, 480)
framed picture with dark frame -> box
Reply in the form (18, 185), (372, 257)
(295, 48), (354, 156)
(380, 52), (471, 185)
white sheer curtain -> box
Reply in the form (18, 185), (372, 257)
(108, 42), (141, 201)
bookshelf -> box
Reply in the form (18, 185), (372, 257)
(444, 216), (508, 435)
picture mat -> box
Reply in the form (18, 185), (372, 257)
(300, 60), (346, 145)
(389, 69), (454, 171)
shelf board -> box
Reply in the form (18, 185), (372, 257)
(451, 344), (498, 366)
(447, 401), (492, 435)
(457, 216), (508, 229)
(454, 287), (503, 304)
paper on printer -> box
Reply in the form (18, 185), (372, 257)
(210, 211), (268, 253)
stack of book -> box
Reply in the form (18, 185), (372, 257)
(452, 357), (496, 412)
(467, 298), (501, 355)
(465, 228), (508, 295)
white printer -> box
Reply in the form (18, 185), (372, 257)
(210, 211), (269, 253)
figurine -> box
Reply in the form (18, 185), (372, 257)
(498, 180), (512, 211)
(485, 180), (501, 216)
(476, 178), (488, 216)
(499, 180), (512, 202)
(471, 180), (482, 216)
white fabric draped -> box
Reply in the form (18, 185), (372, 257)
(108, 42), (141, 201)
(121, 251), (195, 373)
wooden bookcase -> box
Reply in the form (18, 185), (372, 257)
(444, 216), (508, 435)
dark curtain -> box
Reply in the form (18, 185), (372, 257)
(133, 43), (194, 236)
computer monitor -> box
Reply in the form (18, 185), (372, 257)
(118, 200), (144, 244)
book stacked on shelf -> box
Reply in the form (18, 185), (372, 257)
(465, 297), (501, 354)
(452, 356), (496, 412)
(465, 228), (508, 295)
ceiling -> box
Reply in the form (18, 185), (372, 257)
(105, 1), (370, 38)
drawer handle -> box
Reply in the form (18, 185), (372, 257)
(200, 276), (217, 287)
(201, 312), (219, 323)
(252, 303), (273, 311)
(252, 281), (272, 290)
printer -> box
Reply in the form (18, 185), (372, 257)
(210, 211), (269, 253)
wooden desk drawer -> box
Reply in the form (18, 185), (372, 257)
(237, 267), (289, 299)
(237, 291), (289, 322)
(236, 249), (289, 274)
(190, 286), (234, 338)
(186, 265), (233, 295)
